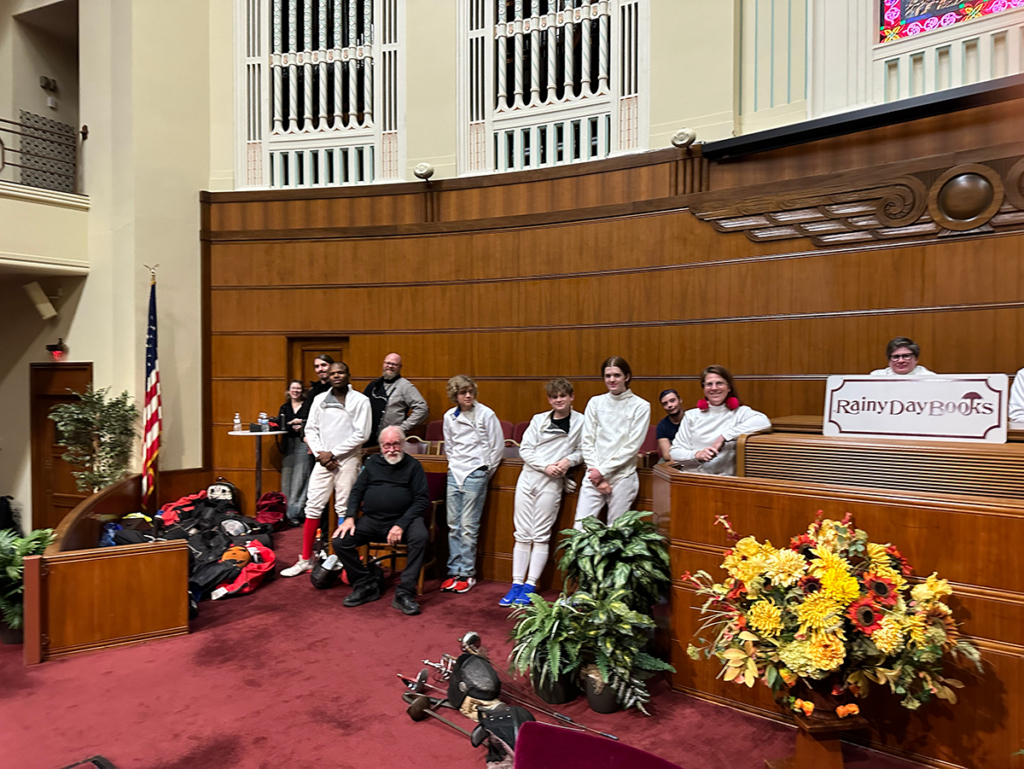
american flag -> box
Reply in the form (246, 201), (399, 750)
(142, 277), (161, 501)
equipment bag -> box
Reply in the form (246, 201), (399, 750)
(255, 491), (287, 531)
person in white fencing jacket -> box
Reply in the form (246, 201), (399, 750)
(575, 356), (651, 529)
(670, 365), (771, 477)
(500, 378), (583, 607)
(281, 361), (371, 578)
(441, 375), (504, 594)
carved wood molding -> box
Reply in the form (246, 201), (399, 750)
(688, 144), (1024, 247)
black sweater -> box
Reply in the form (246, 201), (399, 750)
(346, 454), (429, 531)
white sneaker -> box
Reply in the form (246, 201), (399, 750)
(281, 557), (313, 577)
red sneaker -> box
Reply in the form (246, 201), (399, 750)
(440, 577), (458, 592)
(452, 577), (477, 594)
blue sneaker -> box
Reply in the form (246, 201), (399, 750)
(499, 583), (523, 607)
(513, 584), (536, 605)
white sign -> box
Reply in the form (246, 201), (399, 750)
(823, 374), (1009, 443)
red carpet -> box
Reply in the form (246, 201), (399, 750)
(0, 528), (919, 769)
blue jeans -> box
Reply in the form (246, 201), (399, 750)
(280, 448), (315, 523)
(446, 469), (489, 578)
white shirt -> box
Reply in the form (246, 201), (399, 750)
(869, 365), (934, 376)
(304, 388), (372, 460)
(670, 404), (771, 477)
(443, 402), (505, 489)
(1010, 367), (1024, 423)
(519, 410), (584, 475)
(581, 389), (651, 486)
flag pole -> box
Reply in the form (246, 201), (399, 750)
(142, 265), (161, 512)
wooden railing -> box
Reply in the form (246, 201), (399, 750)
(23, 474), (189, 665)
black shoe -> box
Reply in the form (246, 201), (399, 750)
(392, 591), (421, 616)
(343, 580), (383, 607)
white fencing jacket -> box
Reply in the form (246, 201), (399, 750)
(304, 387), (372, 461)
(669, 404), (771, 477)
(581, 389), (651, 486)
(443, 402), (505, 489)
(1010, 367), (1024, 423)
(869, 365), (934, 376)
(519, 409), (584, 488)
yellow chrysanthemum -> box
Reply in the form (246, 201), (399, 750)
(747, 600), (784, 637)
(902, 613), (930, 648)
(815, 520), (842, 552)
(808, 547), (848, 578)
(873, 614), (905, 655)
(820, 567), (861, 607)
(722, 551), (744, 574)
(734, 554), (768, 584)
(778, 640), (816, 678)
(735, 537), (761, 558)
(866, 542), (890, 571)
(765, 549), (807, 588)
(797, 593), (842, 634)
(760, 540), (779, 558)
(808, 632), (846, 672)
(872, 564), (906, 590)
(924, 573), (952, 600)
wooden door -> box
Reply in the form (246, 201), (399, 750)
(288, 337), (349, 385)
(30, 363), (93, 530)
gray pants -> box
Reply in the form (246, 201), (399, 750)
(280, 448), (315, 523)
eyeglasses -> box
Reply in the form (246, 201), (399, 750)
(380, 442), (403, 450)
(889, 353), (915, 361)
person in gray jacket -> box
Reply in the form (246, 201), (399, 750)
(363, 353), (429, 446)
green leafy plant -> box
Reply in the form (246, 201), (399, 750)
(0, 529), (54, 629)
(48, 385), (139, 493)
(557, 510), (672, 612)
(509, 590), (585, 691)
(509, 590), (675, 714)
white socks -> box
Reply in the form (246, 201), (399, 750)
(512, 541), (531, 584)
(527, 543), (549, 586)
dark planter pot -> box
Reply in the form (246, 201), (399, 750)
(583, 675), (620, 714)
(531, 668), (580, 705)
(0, 621), (24, 645)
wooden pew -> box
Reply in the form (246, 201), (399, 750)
(655, 463), (1024, 769)
(22, 474), (189, 665)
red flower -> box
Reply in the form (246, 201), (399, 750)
(885, 545), (913, 576)
(726, 581), (746, 600)
(848, 596), (882, 635)
(798, 575), (822, 594)
(863, 573), (898, 606)
(790, 533), (816, 555)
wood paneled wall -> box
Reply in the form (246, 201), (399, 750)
(200, 97), (1024, 508)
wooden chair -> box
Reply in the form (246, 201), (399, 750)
(364, 500), (441, 596)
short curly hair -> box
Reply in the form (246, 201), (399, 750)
(446, 374), (477, 403)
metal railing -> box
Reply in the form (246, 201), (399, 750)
(0, 115), (78, 194)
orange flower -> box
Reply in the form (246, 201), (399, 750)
(836, 703), (860, 718)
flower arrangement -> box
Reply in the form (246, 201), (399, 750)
(684, 512), (981, 717)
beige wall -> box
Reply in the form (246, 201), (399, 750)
(0, 0), (215, 529)
(649, 0), (737, 146)
(404, 0), (457, 179)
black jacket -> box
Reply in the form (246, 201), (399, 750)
(346, 453), (429, 531)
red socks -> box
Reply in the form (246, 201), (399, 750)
(301, 518), (319, 560)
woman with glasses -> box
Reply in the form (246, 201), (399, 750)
(669, 365), (770, 477)
(870, 336), (934, 376)
(277, 379), (315, 525)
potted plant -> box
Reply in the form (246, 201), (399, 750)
(557, 509), (672, 613)
(509, 589), (676, 714)
(48, 385), (139, 493)
(0, 528), (54, 644)
(508, 592), (584, 704)
(684, 512), (982, 722)
(572, 589), (676, 714)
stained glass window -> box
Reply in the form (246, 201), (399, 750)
(880, 0), (1024, 43)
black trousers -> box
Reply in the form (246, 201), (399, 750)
(332, 515), (429, 596)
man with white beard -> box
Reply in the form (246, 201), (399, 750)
(363, 353), (429, 446)
(331, 426), (430, 615)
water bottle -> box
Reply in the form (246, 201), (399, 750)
(258, 412), (268, 432)
(233, 413), (242, 432)
(323, 554), (340, 571)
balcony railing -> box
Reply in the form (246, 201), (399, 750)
(0, 114), (78, 195)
